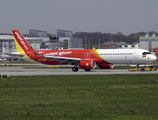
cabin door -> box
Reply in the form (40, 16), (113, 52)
(133, 50), (138, 59)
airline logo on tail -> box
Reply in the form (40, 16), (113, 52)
(14, 31), (28, 50)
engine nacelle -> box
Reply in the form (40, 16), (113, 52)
(80, 60), (96, 69)
(98, 64), (114, 69)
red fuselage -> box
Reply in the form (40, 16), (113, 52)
(26, 49), (110, 65)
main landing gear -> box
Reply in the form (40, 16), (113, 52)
(72, 67), (78, 72)
(72, 67), (91, 72)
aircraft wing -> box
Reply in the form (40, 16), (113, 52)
(44, 55), (85, 64)
(45, 55), (83, 60)
(3, 53), (25, 58)
(32, 47), (86, 64)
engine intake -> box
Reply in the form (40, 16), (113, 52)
(80, 60), (96, 69)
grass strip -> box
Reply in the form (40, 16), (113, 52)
(0, 74), (158, 120)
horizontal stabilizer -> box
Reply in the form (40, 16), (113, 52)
(3, 52), (25, 58)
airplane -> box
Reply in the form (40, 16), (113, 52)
(6, 30), (157, 72)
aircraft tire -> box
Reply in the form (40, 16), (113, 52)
(72, 67), (78, 72)
(141, 68), (145, 72)
(85, 69), (91, 72)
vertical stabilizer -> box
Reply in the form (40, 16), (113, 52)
(12, 30), (33, 54)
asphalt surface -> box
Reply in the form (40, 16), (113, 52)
(0, 66), (158, 76)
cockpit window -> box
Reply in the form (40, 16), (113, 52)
(142, 52), (151, 55)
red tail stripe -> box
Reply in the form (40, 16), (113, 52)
(12, 30), (32, 51)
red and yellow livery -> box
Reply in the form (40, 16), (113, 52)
(12, 30), (157, 72)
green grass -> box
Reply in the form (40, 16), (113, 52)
(0, 75), (158, 120)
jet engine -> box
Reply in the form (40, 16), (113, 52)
(98, 64), (114, 69)
(80, 60), (96, 69)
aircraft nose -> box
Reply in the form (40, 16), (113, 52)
(151, 55), (157, 61)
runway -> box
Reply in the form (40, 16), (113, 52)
(0, 66), (158, 76)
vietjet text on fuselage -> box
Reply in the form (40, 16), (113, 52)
(10, 30), (157, 72)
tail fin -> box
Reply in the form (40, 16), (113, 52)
(12, 30), (33, 54)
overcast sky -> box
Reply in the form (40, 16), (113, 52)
(0, 0), (158, 35)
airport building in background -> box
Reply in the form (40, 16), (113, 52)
(0, 35), (42, 53)
(139, 33), (158, 52)
(48, 29), (83, 50)
(0, 29), (83, 52)
(26, 29), (83, 50)
(0, 29), (83, 60)
(102, 33), (158, 51)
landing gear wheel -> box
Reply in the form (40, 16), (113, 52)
(72, 67), (78, 72)
(85, 69), (91, 72)
(141, 68), (145, 71)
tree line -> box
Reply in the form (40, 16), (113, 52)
(73, 31), (158, 45)
(1, 31), (158, 46)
